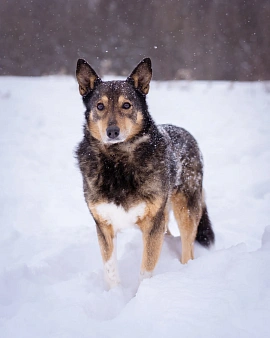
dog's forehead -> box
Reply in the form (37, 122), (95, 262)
(94, 80), (136, 101)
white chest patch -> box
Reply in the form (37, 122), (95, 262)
(95, 202), (146, 233)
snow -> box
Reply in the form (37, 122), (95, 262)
(0, 76), (270, 337)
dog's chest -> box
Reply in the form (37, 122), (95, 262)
(91, 150), (150, 203)
(95, 202), (146, 232)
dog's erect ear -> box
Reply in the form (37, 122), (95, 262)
(127, 58), (152, 95)
(76, 59), (101, 96)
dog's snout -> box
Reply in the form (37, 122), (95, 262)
(106, 126), (120, 139)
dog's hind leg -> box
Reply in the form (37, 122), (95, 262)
(171, 192), (201, 264)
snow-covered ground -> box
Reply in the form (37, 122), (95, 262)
(0, 76), (269, 337)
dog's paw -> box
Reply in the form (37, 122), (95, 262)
(139, 270), (153, 282)
(106, 278), (121, 290)
(104, 260), (121, 289)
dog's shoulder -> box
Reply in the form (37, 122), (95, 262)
(158, 124), (202, 163)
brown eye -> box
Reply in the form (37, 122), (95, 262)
(122, 102), (131, 109)
(97, 103), (104, 111)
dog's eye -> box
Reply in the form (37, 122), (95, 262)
(122, 102), (131, 109)
(97, 103), (105, 111)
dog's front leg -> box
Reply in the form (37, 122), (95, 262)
(95, 221), (120, 289)
(137, 202), (167, 281)
(140, 229), (164, 281)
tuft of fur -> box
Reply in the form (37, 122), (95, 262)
(196, 206), (215, 247)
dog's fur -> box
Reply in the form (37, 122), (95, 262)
(75, 58), (214, 288)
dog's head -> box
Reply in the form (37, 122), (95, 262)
(76, 58), (152, 144)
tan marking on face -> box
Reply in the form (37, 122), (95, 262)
(113, 95), (135, 140)
(88, 113), (110, 142)
(88, 95), (110, 142)
(99, 95), (109, 106)
(98, 118), (110, 142)
(89, 117), (112, 144)
(88, 116), (102, 141)
(88, 94), (143, 143)
(118, 95), (132, 110)
(95, 95), (109, 118)
(170, 192), (202, 264)
(125, 111), (144, 140)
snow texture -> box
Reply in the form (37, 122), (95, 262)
(0, 76), (270, 337)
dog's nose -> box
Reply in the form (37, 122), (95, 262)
(106, 126), (120, 139)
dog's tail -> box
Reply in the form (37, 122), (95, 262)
(195, 205), (215, 247)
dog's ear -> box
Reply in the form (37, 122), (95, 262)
(76, 59), (101, 96)
(127, 58), (152, 95)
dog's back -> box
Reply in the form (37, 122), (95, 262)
(158, 124), (214, 247)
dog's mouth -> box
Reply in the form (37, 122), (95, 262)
(103, 135), (126, 144)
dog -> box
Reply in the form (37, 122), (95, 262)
(75, 58), (214, 289)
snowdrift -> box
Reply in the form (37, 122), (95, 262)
(0, 76), (269, 337)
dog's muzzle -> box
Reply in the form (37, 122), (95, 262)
(106, 126), (120, 139)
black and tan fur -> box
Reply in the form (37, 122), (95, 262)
(75, 58), (214, 288)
